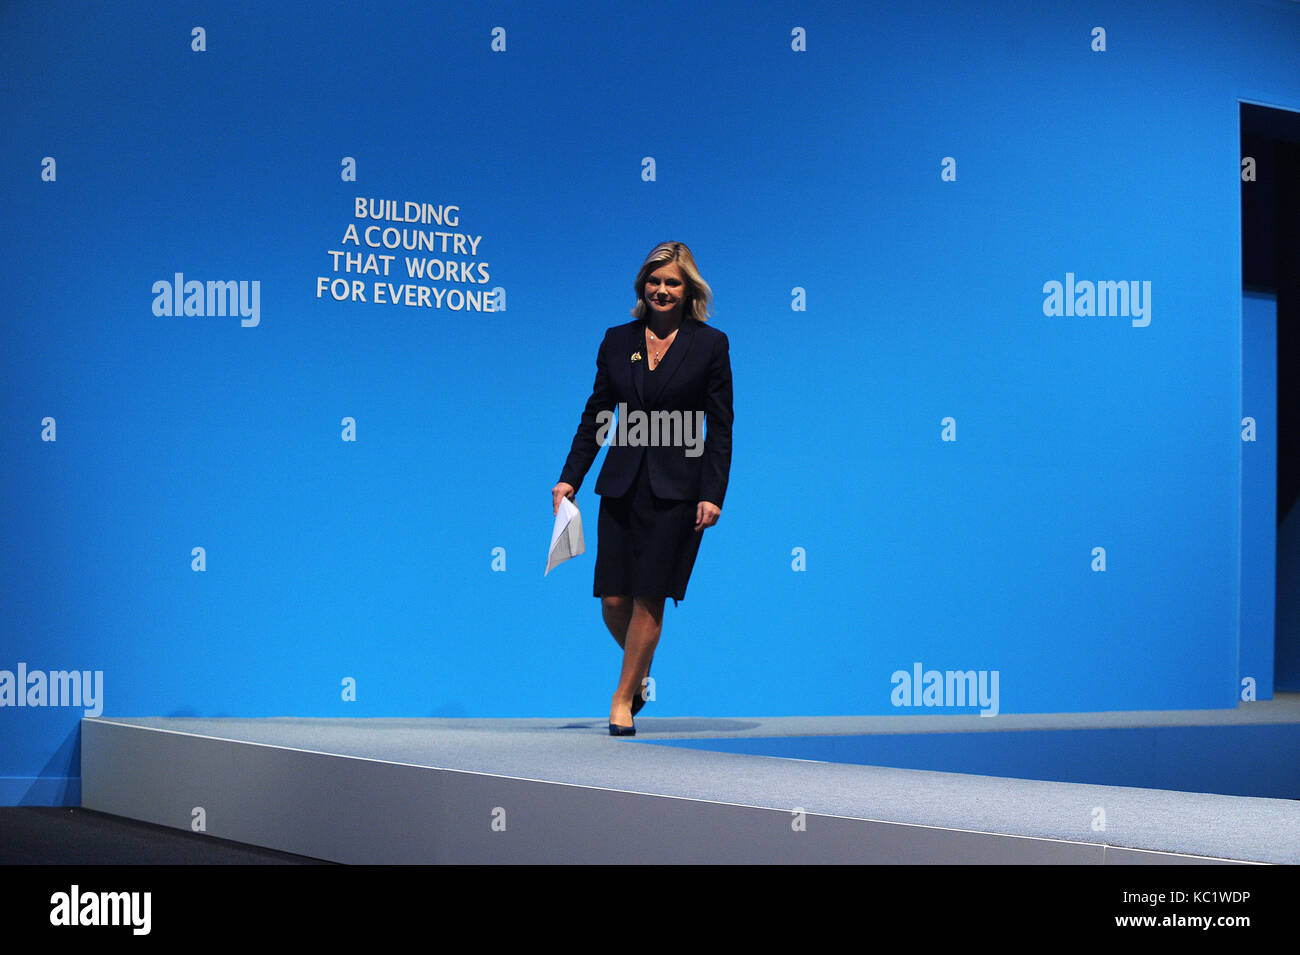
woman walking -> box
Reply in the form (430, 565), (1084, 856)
(553, 241), (733, 736)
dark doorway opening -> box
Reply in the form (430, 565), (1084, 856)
(1242, 101), (1300, 690)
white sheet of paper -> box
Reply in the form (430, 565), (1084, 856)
(545, 496), (585, 575)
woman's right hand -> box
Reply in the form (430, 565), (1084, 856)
(552, 482), (576, 515)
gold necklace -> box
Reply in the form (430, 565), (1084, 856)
(646, 326), (678, 367)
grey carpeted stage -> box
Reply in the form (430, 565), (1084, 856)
(80, 696), (1300, 864)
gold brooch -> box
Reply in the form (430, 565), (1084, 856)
(631, 351), (642, 362)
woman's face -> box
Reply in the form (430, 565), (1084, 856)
(644, 261), (688, 318)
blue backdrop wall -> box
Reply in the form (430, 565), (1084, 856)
(2, 0), (1297, 805)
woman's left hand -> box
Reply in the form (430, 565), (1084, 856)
(695, 501), (721, 531)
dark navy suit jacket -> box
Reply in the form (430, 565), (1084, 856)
(560, 317), (733, 506)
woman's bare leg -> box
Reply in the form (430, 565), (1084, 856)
(609, 596), (664, 727)
(601, 595), (633, 650)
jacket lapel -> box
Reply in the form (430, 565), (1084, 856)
(642, 317), (696, 408)
(630, 321), (646, 408)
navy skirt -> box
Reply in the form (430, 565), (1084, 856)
(593, 457), (703, 605)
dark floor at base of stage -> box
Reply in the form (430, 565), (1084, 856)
(0, 807), (331, 865)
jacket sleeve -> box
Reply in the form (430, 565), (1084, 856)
(698, 330), (733, 507)
(558, 329), (615, 494)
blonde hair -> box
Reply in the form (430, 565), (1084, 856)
(631, 241), (713, 323)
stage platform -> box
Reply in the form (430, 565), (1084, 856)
(80, 697), (1300, 864)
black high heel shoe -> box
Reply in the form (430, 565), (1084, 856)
(631, 674), (651, 717)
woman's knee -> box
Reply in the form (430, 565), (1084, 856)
(601, 595), (632, 615)
(632, 596), (666, 626)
